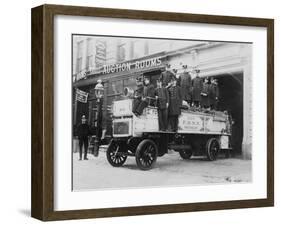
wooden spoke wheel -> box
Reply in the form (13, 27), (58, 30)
(206, 138), (220, 161)
(179, 149), (193, 160)
(135, 139), (158, 170)
(106, 140), (127, 167)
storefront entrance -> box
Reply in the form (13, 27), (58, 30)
(214, 72), (243, 154)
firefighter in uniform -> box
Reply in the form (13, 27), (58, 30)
(155, 79), (169, 131)
(209, 78), (219, 110)
(132, 77), (144, 114)
(134, 76), (155, 116)
(191, 69), (203, 107)
(76, 115), (91, 160)
(168, 77), (182, 132)
(178, 64), (192, 106)
(160, 63), (176, 88)
(200, 77), (210, 109)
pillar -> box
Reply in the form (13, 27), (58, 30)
(241, 46), (252, 159)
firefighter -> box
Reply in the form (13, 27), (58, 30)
(178, 64), (192, 106)
(191, 69), (203, 107)
(209, 77), (219, 110)
(155, 79), (169, 131)
(76, 115), (91, 160)
(160, 63), (176, 88)
(134, 76), (155, 116)
(168, 77), (182, 132)
(200, 77), (210, 109)
(132, 77), (144, 114)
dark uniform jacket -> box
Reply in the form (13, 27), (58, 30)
(168, 85), (182, 116)
(134, 84), (144, 99)
(155, 87), (169, 110)
(200, 83), (210, 106)
(160, 70), (176, 87)
(209, 83), (219, 106)
(192, 76), (203, 102)
(178, 72), (192, 101)
(143, 84), (156, 105)
(77, 123), (91, 139)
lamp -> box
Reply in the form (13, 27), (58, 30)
(93, 79), (104, 157)
(94, 79), (104, 100)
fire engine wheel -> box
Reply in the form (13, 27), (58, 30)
(106, 140), (127, 167)
(179, 149), (193, 160)
(206, 138), (220, 161)
(135, 139), (158, 170)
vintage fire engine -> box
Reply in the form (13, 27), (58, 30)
(106, 89), (232, 170)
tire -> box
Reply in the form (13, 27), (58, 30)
(135, 139), (158, 170)
(106, 140), (127, 167)
(206, 138), (220, 161)
(179, 149), (193, 159)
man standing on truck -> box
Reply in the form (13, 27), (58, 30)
(132, 77), (144, 114)
(200, 77), (210, 109)
(191, 69), (203, 108)
(76, 115), (91, 160)
(168, 77), (182, 132)
(178, 64), (192, 106)
(155, 79), (169, 131)
(160, 63), (176, 88)
(209, 77), (219, 110)
(134, 76), (156, 116)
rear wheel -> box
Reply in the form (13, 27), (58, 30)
(179, 149), (193, 159)
(106, 140), (127, 167)
(135, 139), (158, 170)
(206, 138), (220, 161)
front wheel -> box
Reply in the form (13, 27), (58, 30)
(179, 149), (193, 159)
(206, 138), (220, 161)
(106, 140), (127, 167)
(135, 139), (158, 170)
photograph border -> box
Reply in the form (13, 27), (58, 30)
(31, 4), (274, 221)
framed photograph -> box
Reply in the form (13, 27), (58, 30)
(31, 4), (274, 221)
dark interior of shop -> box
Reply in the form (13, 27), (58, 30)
(215, 73), (243, 154)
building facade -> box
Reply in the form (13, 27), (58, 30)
(72, 36), (252, 159)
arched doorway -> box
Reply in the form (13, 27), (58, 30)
(213, 72), (243, 155)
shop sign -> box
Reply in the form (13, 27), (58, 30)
(76, 89), (88, 103)
(102, 56), (162, 74)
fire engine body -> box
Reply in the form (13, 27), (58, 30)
(106, 98), (232, 170)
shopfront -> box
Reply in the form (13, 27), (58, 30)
(73, 52), (167, 137)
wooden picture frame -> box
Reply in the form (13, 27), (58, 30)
(31, 4), (274, 221)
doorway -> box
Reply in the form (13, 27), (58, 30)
(214, 72), (243, 154)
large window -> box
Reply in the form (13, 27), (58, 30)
(76, 40), (83, 73)
(111, 80), (123, 96)
(86, 39), (94, 69)
(123, 77), (137, 90)
(76, 57), (82, 73)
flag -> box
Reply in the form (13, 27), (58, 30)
(76, 89), (88, 103)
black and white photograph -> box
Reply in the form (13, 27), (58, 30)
(72, 35), (252, 191)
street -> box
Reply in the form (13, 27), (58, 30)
(73, 148), (252, 191)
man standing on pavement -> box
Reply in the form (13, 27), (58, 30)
(77, 115), (91, 160)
